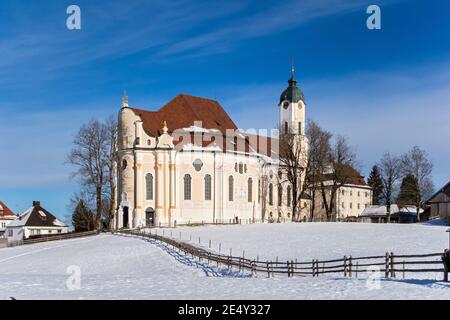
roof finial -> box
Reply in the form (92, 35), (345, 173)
(163, 120), (168, 134)
(122, 90), (129, 108)
(291, 56), (295, 77)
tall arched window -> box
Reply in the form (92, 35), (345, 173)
(284, 122), (288, 134)
(287, 185), (292, 207)
(204, 174), (212, 200)
(228, 176), (234, 201)
(258, 179), (260, 203)
(184, 174), (192, 200)
(248, 178), (253, 202)
(145, 173), (153, 200)
(298, 121), (302, 135)
(278, 184), (283, 206)
(269, 183), (273, 206)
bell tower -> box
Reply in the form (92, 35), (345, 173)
(279, 65), (306, 137)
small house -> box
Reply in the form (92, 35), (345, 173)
(426, 181), (450, 225)
(6, 201), (68, 244)
(0, 201), (16, 238)
(359, 204), (423, 223)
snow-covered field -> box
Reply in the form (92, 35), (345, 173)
(154, 222), (449, 261)
(0, 223), (449, 300)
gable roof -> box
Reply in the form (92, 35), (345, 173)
(427, 181), (450, 203)
(8, 203), (67, 228)
(316, 164), (368, 186)
(129, 94), (238, 136)
(0, 201), (16, 217)
(361, 205), (423, 217)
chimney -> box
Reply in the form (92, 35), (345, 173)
(33, 201), (40, 207)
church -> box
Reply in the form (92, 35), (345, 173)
(114, 69), (312, 229)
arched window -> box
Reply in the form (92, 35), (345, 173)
(239, 162), (243, 174)
(284, 122), (288, 134)
(298, 121), (302, 135)
(228, 176), (234, 202)
(204, 174), (212, 200)
(269, 183), (273, 206)
(184, 174), (192, 200)
(278, 184), (283, 206)
(248, 178), (253, 202)
(145, 173), (153, 200)
(122, 159), (127, 170)
(287, 186), (292, 207)
(258, 179), (260, 204)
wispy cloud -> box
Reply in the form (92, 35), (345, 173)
(158, 0), (376, 58)
(213, 60), (450, 187)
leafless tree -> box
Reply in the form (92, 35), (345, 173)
(400, 146), (434, 221)
(278, 124), (309, 222)
(378, 152), (401, 223)
(67, 120), (109, 230)
(104, 116), (118, 229)
(319, 135), (358, 221)
(305, 120), (332, 221)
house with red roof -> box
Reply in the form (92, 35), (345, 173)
(0, 201), (16, 236)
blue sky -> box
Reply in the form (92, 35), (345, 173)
(1, 0), (450, 221)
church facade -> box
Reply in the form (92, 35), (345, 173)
(114, 72), (310, 229)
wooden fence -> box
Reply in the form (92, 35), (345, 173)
(21, 230), (99, 245)
(117, 229), (450, 282)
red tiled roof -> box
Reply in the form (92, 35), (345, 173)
(129, 94), (238, 136)
(130, 94), (278, 158)
(0, 201), (16, 217)
(319, 164), (367, 186)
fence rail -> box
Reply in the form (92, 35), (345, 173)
(116, 229), (450, 282)
(20, 230), (99, 245)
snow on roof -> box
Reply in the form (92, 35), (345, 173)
(361, 205), (423, 217)
(7, 207), (34, 227)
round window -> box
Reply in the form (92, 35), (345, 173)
(193, 159), (203, 172)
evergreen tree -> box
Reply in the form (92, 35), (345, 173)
(397, 174), (420, 208)
(72, 200), (95, 232)
(367, 165), (384, 205)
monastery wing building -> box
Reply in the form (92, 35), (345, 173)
(114, 71), (310, 229)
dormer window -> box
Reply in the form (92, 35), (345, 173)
(283, 101), (289, 109)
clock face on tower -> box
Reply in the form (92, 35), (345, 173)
(283, 101), (289, 109)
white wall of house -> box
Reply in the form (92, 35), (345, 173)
(7, 226), (69, 243)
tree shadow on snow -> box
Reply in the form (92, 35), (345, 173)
(116, 233), (252, 278)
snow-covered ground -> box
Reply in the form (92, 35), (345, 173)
(153, 222), (449, 261)
(0, 223), (449, 300)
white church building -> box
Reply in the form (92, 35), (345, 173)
(113, 70), (370, 229)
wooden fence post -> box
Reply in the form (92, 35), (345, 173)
(343, 256), (347, 277)
(390, 252), (395, 278)
(385, 252), (390, 278)
(267, 261), (270, 278)
(443, 249), (450, 282)
(312, 259), (315, 277)
(287, 261), (290, 277)
(348, 256), (353, 278)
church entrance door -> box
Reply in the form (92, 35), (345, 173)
(146, 207), (155, 226)
(123, 207), (129, 228)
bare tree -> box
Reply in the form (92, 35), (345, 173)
(104, 116), (118, 229)
(278, 125), (309, 222)
(400, 146), (434, 221)
(305, 120), (332, 221)
(378, 152), (401, 223)
(67, 120), (109, 230)
(319, 135), (358, 221)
